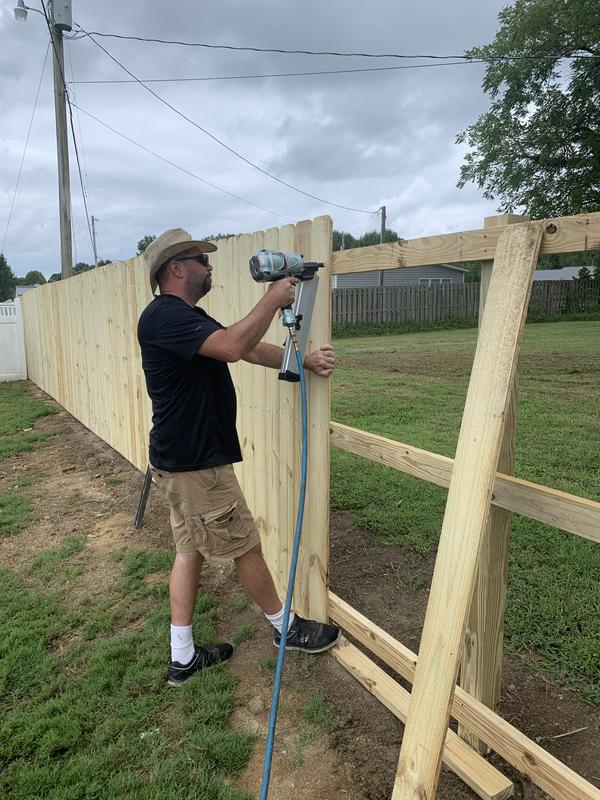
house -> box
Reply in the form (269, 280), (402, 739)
(332, 264), (466, 289)
(15, 285), (40, 298)
(533, 267), (586, 281)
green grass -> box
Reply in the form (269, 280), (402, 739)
(331, 320), (600, 703)
(0, 548), (253, 800)
(0, 490), (37, 537)
(232, 624), (255, 645)
(29, 535), (88, 583)
(301, 690), (339, 733)
(105, 475), (124, 487)
(0, 383), (57, 463)
(232, 596), (248, 613)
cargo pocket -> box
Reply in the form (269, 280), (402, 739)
(200, 502), (247, 557)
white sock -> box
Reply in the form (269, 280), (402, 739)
(170, 624), (195, 665)
(265, 606), (296, 634)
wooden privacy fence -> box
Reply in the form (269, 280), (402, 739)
(21, 217), (332, 622)
(20, 210), (600, 800)
(332, 278), (600, 325)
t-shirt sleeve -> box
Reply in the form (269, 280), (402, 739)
(154, 304), (222, 361)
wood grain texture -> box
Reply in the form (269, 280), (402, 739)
(332, 638), (514, 800)
(460, 214), (526, 752)
(329, 593), (600, 800)
(20, 219), (333, 619)
(330, 422), (600, 544)
(331, 211), (600, 274)
(393, 222), (542, 800)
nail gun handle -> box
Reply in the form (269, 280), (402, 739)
(281, 305), (296, 328)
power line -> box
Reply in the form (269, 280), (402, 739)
(67, 59), (486, 85)
(70, 103), (296, 223)
(78, 28), (374, 215)
(70, 28), (600, 62)
(2, 42), (50, 256)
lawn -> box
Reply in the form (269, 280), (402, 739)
(0, 385), (253, 800)
(331, 320), (600, 703)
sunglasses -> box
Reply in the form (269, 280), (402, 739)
(177, 253), (210, 266)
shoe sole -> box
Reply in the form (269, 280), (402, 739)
(166, 653), (233, 687)
(272, 629), (342, 654)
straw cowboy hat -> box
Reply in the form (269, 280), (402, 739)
(144, 228), (217, 293)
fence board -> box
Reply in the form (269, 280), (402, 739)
(21, 218), (332, 619)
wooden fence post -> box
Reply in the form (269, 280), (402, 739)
(393, 221), (542, 800)
(459, 213), (529, 753)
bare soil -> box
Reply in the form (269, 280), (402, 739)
(1, 384), (598, 800)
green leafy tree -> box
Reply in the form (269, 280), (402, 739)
(0, 254), (16, 301)
(333, 228), (399, 251)
(457, 0), (600, 218)
(21, 270), (46, 285)
(577, 266), (592, 281)
(136, 235), (156, 255)
(48, 273), (61, 283)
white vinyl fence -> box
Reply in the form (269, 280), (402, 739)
(0, 300), (27, 382)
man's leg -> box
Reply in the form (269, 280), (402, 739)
(169, 551), (203, 666)
(170, 550), (204, 625)
(234, 544), (341, 653)
(234, 544), (281, 614)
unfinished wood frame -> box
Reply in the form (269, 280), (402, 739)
(329, 212), (600, 800)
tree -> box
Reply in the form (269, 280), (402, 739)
(457, 0), (600, 218)
(0, 254), (16, 301)
(48, 273), (61, 283)
(577, 266), (592, 281)
(22, 270), (46, 285)
(136, 235), (156, 255)
(332, 228), (399, 251)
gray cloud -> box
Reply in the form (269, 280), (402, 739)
(0, 0), (508, 277)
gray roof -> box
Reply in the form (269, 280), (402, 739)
(533, 267), (585, 281)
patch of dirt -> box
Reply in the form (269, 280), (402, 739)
(1, 382), (599, 800)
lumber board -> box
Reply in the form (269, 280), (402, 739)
(393, 222), (542, 799)
(330, 211), (600, 274)
(461, 214), (524, 751)
(331, 638), (514, 800)
(328, 593), (600, 800)
(329, 422), (600, 544)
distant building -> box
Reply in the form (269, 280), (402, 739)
(533, 267), (584, 281)
(333, 264), (466, 289)
(15, 285), (40, 298)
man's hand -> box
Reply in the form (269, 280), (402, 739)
(304, 344), (335, 377)
(266, 277), (299, 310)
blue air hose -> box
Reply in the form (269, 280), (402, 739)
(259, 341), (308, 800)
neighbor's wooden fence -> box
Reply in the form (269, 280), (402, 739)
(332, 279), (599, 325)
(21, 217), (333, 622)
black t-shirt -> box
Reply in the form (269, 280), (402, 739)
(137, 294), (242, 471)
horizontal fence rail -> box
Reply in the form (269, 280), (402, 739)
(330, 211), (600, 273)
(332, 280), (599, 325)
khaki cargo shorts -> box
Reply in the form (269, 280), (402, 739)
(150, 464), (261, 562)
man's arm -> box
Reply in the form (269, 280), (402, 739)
(197, 278), (297, 362)
(243, 342), (335, 376)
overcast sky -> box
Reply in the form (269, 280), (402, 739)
(0, 0), (511, 278)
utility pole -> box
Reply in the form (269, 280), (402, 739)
(91, 215), (98, 268)
(378, 205), (386, 287)
(14, 1), (73, 277)
(50, 1), (73, 278)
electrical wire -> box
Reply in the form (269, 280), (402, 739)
(70, 28), (600, 62)
(2, 42), (50, 255)
(70, 103), (296, 223)
(78, 28), (374, 215)
(67, 59), (486, 84)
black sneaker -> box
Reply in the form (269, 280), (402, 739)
(272, 615), (341, 654)
(167, 643), (233, 687)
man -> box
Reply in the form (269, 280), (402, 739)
(138, 228), (341, 687)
